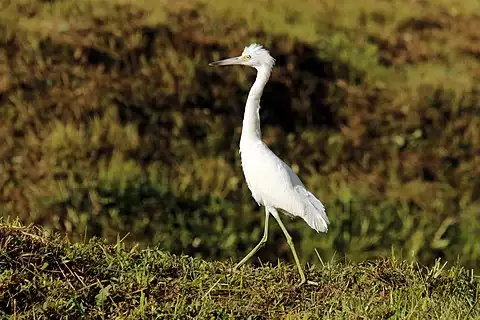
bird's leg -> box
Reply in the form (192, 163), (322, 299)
(234, 207), (270, 270)
(270, 208), (317, 286)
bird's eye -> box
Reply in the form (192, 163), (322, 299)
(244, 55), (251, 60)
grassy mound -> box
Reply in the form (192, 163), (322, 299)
(0, 0), (479, 268)
(1, 220), (479, 318)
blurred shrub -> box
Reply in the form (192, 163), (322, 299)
(0, 0), (479, 268)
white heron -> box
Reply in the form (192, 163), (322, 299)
(209, 44), (329, 285)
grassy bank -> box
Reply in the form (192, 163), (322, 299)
(0, 220), (479, 319)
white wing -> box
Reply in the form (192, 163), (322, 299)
(240, 142), (329, 233)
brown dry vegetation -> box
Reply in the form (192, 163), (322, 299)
(1, 0), (479, 269)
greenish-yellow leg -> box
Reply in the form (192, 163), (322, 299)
(270, 207), (313, 285)
(234, 207), (270, 270)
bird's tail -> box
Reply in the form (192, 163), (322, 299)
(295, 186), (329, 233)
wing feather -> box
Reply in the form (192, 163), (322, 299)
(294, 186), (329, 233)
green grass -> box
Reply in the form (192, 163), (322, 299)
(1, 219), (479, 319)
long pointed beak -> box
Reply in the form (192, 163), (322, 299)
(209, 56), (243, 66)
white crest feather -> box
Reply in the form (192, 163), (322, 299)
(242, 43), (275, 69)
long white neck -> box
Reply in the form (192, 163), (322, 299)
(239, 66), (272, 152)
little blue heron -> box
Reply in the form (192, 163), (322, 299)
(209, 44), (329, 285)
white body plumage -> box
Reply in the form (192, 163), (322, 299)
(209, 43), (329, 284)
(236, 44), (329, 233)
(240, 139), (328, 232)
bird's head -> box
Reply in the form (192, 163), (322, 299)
(209, 44), (275, 70)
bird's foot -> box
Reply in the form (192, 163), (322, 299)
(298, 278), (319, 286)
